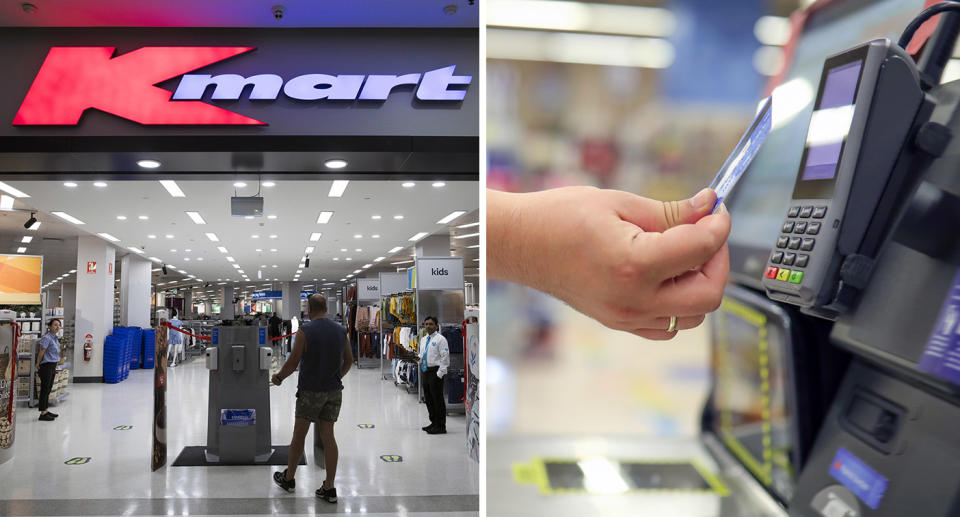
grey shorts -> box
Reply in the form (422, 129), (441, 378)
(295, 389), (343, 423)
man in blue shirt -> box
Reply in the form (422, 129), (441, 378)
(36, 318), (62, 421)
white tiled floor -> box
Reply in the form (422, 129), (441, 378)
(0, 356), (479, 516)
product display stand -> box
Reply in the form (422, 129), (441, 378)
(355, 277), (381, 370)
(414, 257), (466, 414)
(379, 272), (414, 382)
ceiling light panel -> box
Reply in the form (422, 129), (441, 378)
(328, 180), (349, 197)
(185, 211), (207, 225)
(316, 211), (334, 224)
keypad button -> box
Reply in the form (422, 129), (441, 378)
(794, 222), (807, 234)
(776, 269), (791, 282)
(776, 236), (789, 248)
(788, 237), (802, 250)
(796, 254), (809, 268)
(813, 206), (827, 218)
(788, 270), (804, 284)
(788, 206), (801, 218)
(765, 266), (779, 279)
(807, 222), (821, 235)
(801, 238), (815, 251)
(800, 206), (813, 218)
(782, 221), (795, 233)
(783, 253), (796, 266)
(771, 252), (784, 264)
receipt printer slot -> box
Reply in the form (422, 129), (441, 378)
(842, 389), (904, 453)
(232, 345), (245, 372)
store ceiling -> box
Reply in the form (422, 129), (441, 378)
(0, 1), (478, 28)
(1, 179), (479, 295)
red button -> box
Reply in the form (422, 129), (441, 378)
(765, 266), (779, 279)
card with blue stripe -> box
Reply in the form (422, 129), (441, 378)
(707, 97), (773, 213)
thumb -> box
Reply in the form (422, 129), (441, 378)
(615, 188), (717, 232)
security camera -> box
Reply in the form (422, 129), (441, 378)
(272, 4), (284, 20)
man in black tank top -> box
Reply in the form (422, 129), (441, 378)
(271, 295), (354, 503)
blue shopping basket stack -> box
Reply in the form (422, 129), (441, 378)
(141, 329), (156, 369)
(103, 334), (126, 383)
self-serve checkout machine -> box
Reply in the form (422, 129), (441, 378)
(488, 1), (960, 515)
(203, 326), (274, 463)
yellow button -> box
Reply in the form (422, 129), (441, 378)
(776, 269), (791, 282)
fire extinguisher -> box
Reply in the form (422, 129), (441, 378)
(83, 342), (92, 361)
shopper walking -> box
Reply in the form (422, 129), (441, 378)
(272, 294), (353, 503)
(419, 316), (449, 434)
(166, 309), (184, 367)
(36, 318), (62, 421)
(268, 312), (282, 342)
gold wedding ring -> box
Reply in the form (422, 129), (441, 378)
(667, 316), (678, 333)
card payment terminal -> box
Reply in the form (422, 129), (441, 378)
(762, 38), (938, 320)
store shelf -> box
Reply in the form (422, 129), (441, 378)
(57, 362), (71, 370)
(17, 372), (32, 378)
(16, 318), (41, 321)
(18, 353), (33, 359)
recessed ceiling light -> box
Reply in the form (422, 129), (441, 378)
(233, 182), (247, 188)
(127, 246), (145, 254)
(0, 195), (15, 210)
(272, 265), (278, 268)
(309, 233), (322, 242)
(27, 220), (40, 230)
(324, 159), (348, 169)
(21, 236), (32, 243)
(217, 246), (228, 253)
(185, 211), (206, 225)
(374, 256), (385, 262)
(93, 181), (108, 188)
(263, 181), (276, 187)
(328, 180), (349, 197)
(165, 234), (174, 239)
(184, 258), (191, 261)
(16, 247), (26, 253)
(454, 232), (480, 239)
(97, 233), (120, 242)
(0, 182), (29, 198)
(394, 215), (404, 220)
(432, 181), (446, 188)
(251, 234), (260, 239)
(267, 214), (277, 220)
(232, 264), (240, 269)
(345, 257), (352, 261)
(438, 210), (466, 224)
(185, 249), (191, 252)
(149, 257), (161, 263)
(138, 215), (149, 220)
(51, 212), (85, 225)
(269, 234), (277, 239)
(197, 257), (204, 261)
(63, 182), (78, 188)
(402, 182), (415, 188)
(457, 221), (480, 229)
(389, 246), (403, 253)
(340, 248), (347, 252)
(467, 244), (480, 248)
(333, 258), (339, 261)
(270, 248), (278, 252)
(137, 159), (161, 169)
(116, 215), (127, 220)
(305, 246), (315, 253)
(316, 211), (334, 224)
(392, 260), (415, 265)
(409, 232), (429, 241)
(158, 180), (186, 198)
(226, 257), (235, 262)
(354, 234), (362, 239)
(354, 248), (362, 252)
(205, 233), (219, 242)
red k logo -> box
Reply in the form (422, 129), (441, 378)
(13, 46), (265, 125)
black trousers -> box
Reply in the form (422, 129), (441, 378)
(37, 362), (56, 412)
(422, 366), (446, 430)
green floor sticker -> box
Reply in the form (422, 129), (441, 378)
(65, 457), (91, 465)
(358, 424), (375, 429)
(114, 425), (133, 430)
(380, 455), (402, 463)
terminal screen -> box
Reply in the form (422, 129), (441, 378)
(800, 60), (863, 182)
(711, 298), (796, 503)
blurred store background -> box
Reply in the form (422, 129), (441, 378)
(486, 0), (928, 437)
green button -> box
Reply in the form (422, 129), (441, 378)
(788, 270), (804, 284)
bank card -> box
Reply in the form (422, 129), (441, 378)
(707, 96), (773, 213)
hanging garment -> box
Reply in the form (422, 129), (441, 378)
(441, 327), (464, 355)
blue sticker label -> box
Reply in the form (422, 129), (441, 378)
(828, 447), (888, 510)
(259, 328), (266, 345)
(212, 328), (219, 345)
(220, 409), (256, 427)
(919, 268), (960, 385)
(707, 96), (772, 213)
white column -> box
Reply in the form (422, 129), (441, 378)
(182, 290), (193, 319)
(221, 286), (235, 319)
(415, 234), (451, 257)
(73, 236), (116, 381)
(119, 254), (152, 328)
(281, 282), (301, 320)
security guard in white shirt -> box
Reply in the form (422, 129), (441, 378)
(418, 316), (449, 434)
